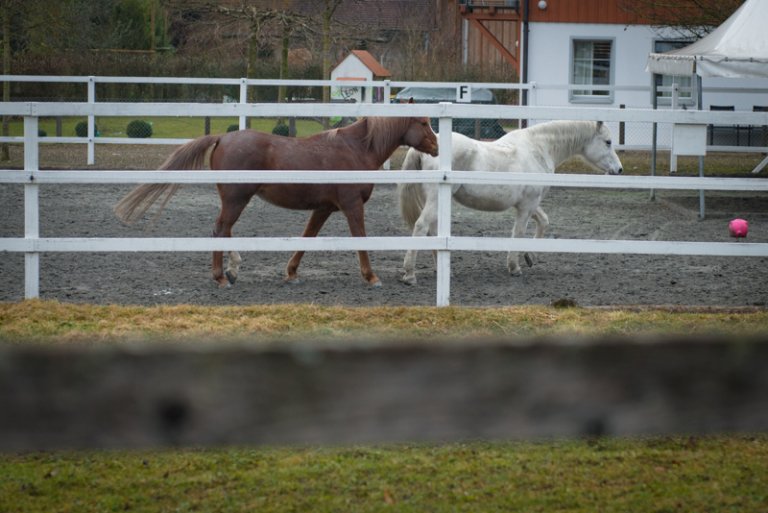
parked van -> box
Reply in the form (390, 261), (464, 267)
(394, 86), (507, 139)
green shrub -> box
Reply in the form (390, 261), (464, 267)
(126, 119), (153, 138)
(272, 122), (289, 136)
(226, 124), (239, 132)
(75, 120), (95, 137)
(38, 129), (47, 137)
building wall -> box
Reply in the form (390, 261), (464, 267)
(330, 56), (373, 103)
(439, 0), (520, 78)
(527, 0), (643, 24)
(465, 18), (519, 75)
(525, 21), (768, 146)
(527, 22), (652, 108)
(528, 21), (768, 108)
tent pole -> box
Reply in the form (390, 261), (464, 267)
(670, 80), (678, 174)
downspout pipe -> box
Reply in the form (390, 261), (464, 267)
(521, 0), (530, 127)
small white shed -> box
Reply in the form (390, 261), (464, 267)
(330, 50), (391, 103)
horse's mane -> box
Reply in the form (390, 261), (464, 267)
(522, 120), (600, 155)
(363, 117), (410, 156)
(526, 120), (597, 138)
(320, 117), (404, 156)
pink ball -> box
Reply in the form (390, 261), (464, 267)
(729, 218), (748, 238)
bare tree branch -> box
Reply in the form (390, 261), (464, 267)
(619, 0), (745, 39)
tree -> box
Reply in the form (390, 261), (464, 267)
(320, 0), (344, 103)
(619, 0), (745, 39)
(1, 0), (25, 160)
(164, 1), (314, 99)
(243, 8), (312, 102)
(12, 0), (149, 54)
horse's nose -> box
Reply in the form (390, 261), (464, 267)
(617, 167), (623, 174)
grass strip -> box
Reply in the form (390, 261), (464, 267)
(2, 437), (767, 513)
(1, 300), (767, 344)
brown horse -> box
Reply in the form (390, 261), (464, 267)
(114, 116), (438, 288)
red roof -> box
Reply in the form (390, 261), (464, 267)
(350, 50), (391, 77)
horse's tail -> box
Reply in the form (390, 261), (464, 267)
(398, 148), (426, 231)
(114, 134), (220, 225)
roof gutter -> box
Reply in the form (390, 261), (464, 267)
(521, 0), (530, 125)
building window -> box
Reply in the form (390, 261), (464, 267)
(570, 39), (613, 103)
(652, 40), (695, 107)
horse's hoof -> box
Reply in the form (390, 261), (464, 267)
(215, 280), (232, 289)
(284, 277), (302, 285)
(509, 268), (523, 277)
(400, 274), (417, 286)
(524, 253), (534, 267)
(225, 270), (237, 285)
(369, 280), (383, 289)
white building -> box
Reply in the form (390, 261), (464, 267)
(458, 1), (768, 147)
(330, 50), (391, 103)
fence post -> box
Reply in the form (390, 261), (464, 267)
(670, 82), (679, 174)
(697, 75), (705, 220)
(87, 76), (95, 165)
(382, 80), (391, 170)
(23, 116), (40, 299)
(239, 78), (248, 130)
(650, 77), (658, 201)
(383, 80), (391, 104)
(436, 103), (453, 307)
(619, 104), (625, 149)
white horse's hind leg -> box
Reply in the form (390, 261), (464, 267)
(402, 192), (438, 285)
(533, 206), (549, 238)
(524, 206), (550, 267)
(507, 209), (534, 276)
(225, 251), (242, 284)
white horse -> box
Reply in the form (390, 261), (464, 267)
(398, 120), (624, 285)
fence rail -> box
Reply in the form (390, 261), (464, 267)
(2, 75), (768, 157)
(2, 100), (768, 305)
(2, 335), (767, 450)
(5, 100), (768, 123)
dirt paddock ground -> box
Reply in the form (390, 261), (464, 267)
(1, 144), (767, 307)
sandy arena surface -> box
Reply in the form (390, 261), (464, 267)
(1, 144), (767, 307)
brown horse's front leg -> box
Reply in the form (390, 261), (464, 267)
(212, 248), (227, 287)
(286, 208), (333, 283)
(356, 251), (380, 287)
(341, 202), (380, 287)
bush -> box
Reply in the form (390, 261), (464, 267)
(226, 124), (239, 132)
(272, 122), (289, 137)
(126, 119), (153, 138)
(38, 129), (47, 137)
(75, 120), (96, 137)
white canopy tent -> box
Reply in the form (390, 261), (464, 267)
(645, 0), (768, 216)
(646, 0), (768, 79)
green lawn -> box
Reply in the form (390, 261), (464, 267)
(2, 437), (767, 512)
(7, 116), (327, 139)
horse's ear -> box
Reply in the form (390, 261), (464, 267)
(408, 97), (414, 104)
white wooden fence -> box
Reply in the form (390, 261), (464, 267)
(2, 100), (768, 306)
(4, 75), (768, 155)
